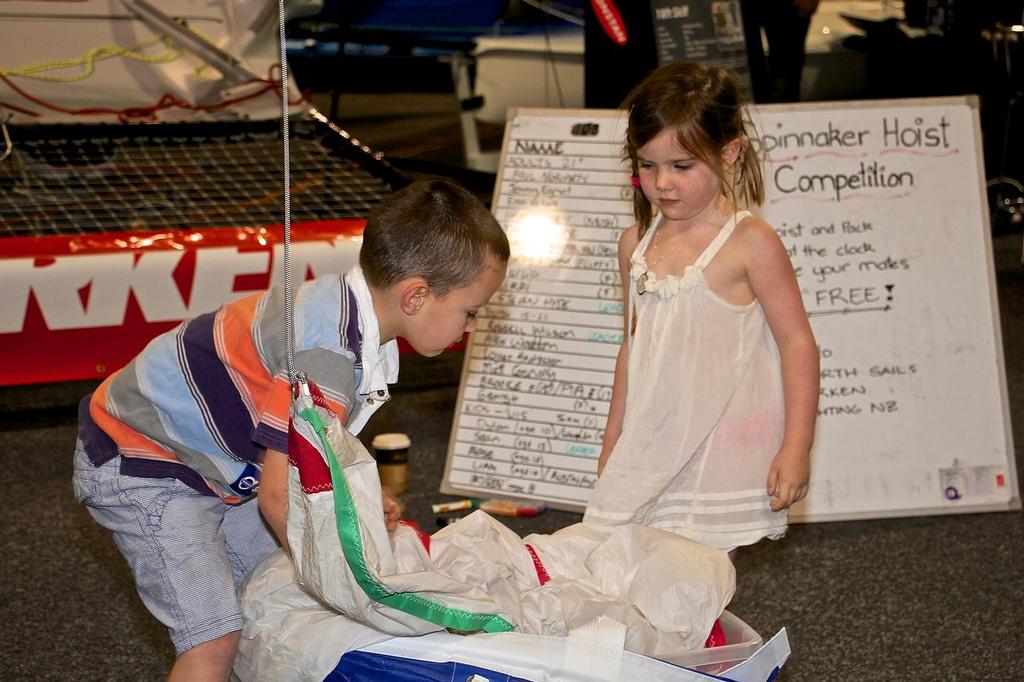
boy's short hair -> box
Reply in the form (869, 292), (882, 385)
(360, 179), (510, 297)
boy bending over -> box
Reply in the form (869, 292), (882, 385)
(73, 179), (510, 681)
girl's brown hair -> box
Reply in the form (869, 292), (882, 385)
(623, 60), (764, 237)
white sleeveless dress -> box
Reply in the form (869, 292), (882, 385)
(583, 211), (788, 551)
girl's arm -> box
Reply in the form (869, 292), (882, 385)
(741, 220), (820, 511)
(599, 343), (629, 476)
(598, 224), (640, 476)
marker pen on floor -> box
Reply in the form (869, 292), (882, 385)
(477, 500), (548, 517)
(430, 499), (482, 514)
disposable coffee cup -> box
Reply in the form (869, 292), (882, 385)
(371, 432), (410, 494)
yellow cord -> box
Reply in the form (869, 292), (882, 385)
(0, 17), (233, 84)
(0, 33), (183, 82)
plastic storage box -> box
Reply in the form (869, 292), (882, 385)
(665, 610), (764, 675)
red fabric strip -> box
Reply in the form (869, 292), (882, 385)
(704, 618), (728, 648)
(523, 543), (550, 586)
(400, 520), (431, 555)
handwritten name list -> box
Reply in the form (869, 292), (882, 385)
(445, 113), (632, 506)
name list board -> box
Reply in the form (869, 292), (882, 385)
(442, 98), (1019, 521)
(441, 110), (631, 509)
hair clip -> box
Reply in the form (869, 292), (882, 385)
(630, 175), (641, 188)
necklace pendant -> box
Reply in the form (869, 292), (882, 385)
(637, 272), (648, 295)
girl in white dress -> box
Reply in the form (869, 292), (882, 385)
(583, 61), (819, 554)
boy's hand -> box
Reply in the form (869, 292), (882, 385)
(381, 488), (404, 531)
(767, 445), (810, 511)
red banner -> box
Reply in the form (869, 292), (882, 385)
(0, 220), (365, 386)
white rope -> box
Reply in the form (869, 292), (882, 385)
(277, 0), (296, 385)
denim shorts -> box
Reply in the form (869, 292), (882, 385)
(72, 442), (279, 655)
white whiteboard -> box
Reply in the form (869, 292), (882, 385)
(441, 98), (1020, 521)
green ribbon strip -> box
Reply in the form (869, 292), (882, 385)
(300, 406), (514, 633)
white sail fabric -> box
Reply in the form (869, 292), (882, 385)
(236, 379), (735, 680)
